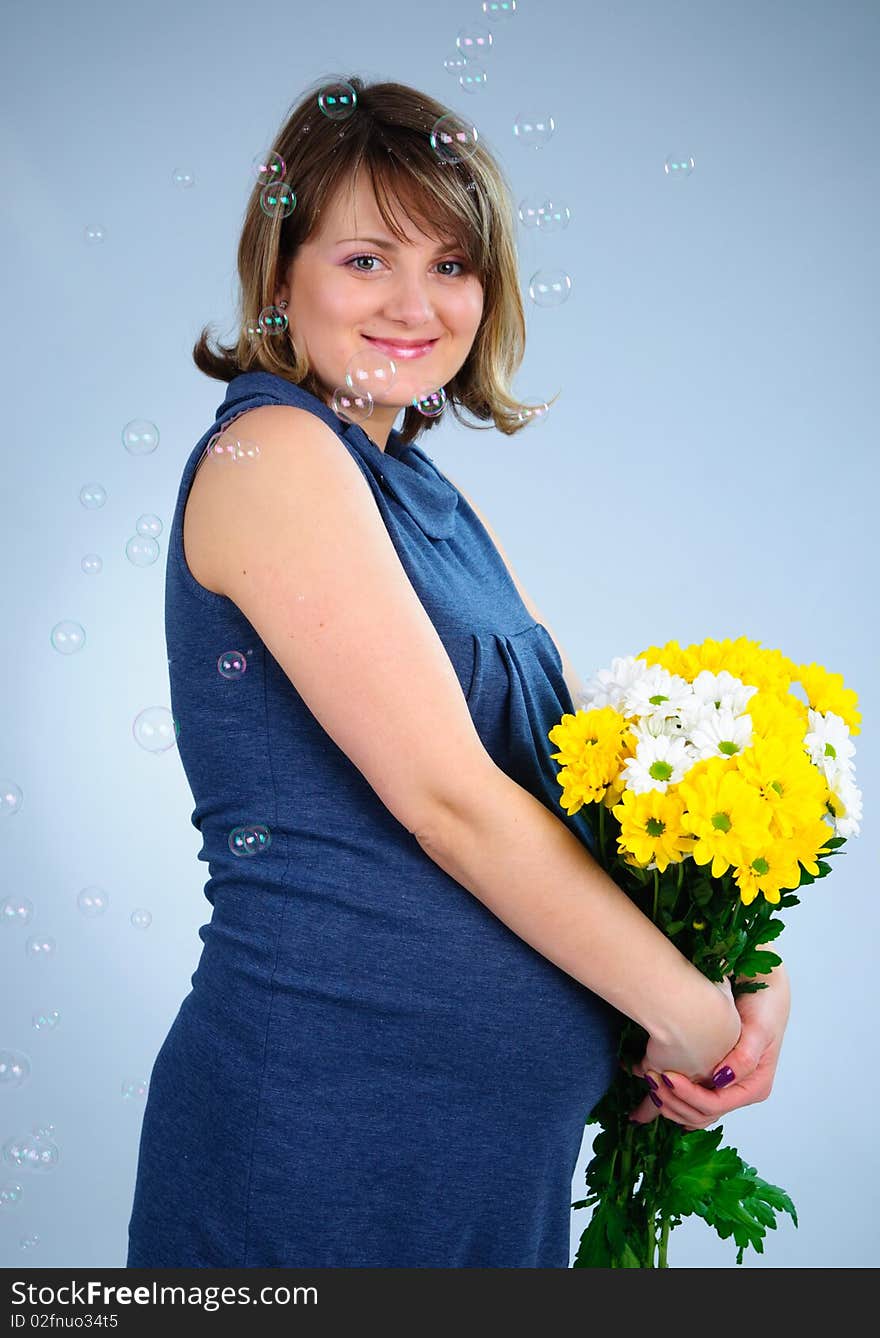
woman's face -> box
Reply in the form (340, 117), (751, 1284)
(276, 172), (485, 448)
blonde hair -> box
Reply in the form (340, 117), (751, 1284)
(193, 73), (556, 446)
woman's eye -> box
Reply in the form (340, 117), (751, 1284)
(347, 255), (466, 276)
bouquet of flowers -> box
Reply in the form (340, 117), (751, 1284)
(546, 636), (862, 1267)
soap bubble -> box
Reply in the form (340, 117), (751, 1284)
(50, 621), (86, 654)
(0, 782), (23, 818)
(132, 706), (178, 754)
(252, 150), (286, 185)
(528, 269), (572, 307)
(125, 534), (160, 567)
(0, 1052), (31, 1087)
(122, 420), (159, 455)
(1, 895), (33, 924)
(317, 81), (357, 121)
(77, 886), (109, 916)
(664, 154), (695, 177)
(513, 112), (555, 148)
(218, 650), (248, 680)
(429, 114), (479, 164)
(79, 483), (107, 509)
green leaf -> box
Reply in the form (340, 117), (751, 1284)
(734, 948), (782, 977)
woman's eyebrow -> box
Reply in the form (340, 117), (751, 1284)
(335, 235), (461, 253)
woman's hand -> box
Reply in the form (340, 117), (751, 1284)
(628, 963), (792, 1129)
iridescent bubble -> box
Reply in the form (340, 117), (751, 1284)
(536, 199), (571, 231)
(0, 1182), (24, 1208)
(125, 534), (160, 567)
(50, 621), (85, 654)
(171, 168), (194, 188)
(317, 81), (358, 121)
(258, 305), (289, 336)
(513, 112), (556, 148)
(121, 420), (159, 455)
(332, 388), (374, 427)
(259, 181), (296, 220)
(0, 1052), (31, 1086)
(228, 824), (272, 857)
(0, 782), (23, 818)
(443, 51), (469, 76)
(81, 554), (103, 575)
(518, 194), (546, 228)
(429, 114), (480, 164)
(130, 909), (152, 930)
(2, 1136), (27, 1166)
(528, 269), (572, 307)
(664, 154), (695, 177)
(456, 24), (493, 56)
(77, 886), (109, 916)
(252, 149), (286, 185)
(207, 430), (262, 465)
(218, 650), (248, 680)
(483, 0), (516, 19)
(121, 1079), (148, 1102)
(25, 937), (56, 961)
(32, 1124), (56, 1141)
(20, 1234), (40, 1250)
(459, 64), (488, 95)
(32, 1011), (61, 1032)
(132, 706), (178, 754)
(20, 1137), (59, 1173)
(412, 388), (447, 419)
(84, 225), (105, 244)
(136, 514), (163, 539)
(513, 398), (551, 427)
(344, 346), (397, 397)
(79, 483), (107, 509)
(244, 316), (263, 342)
(1, 895), (32, 924)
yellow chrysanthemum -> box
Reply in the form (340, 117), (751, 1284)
(548, 707), (634, 815)
(732, 837), (804, 907)
(676, 757), (773, 879)
(735, 735), (828, 841)
(611, 788), (694, 874)
(793, 661), (861, 736)
(638, 636), (797, 697)
(747, 689), (809, 743)
(782, 817), (836, 877)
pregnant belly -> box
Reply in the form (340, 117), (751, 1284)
(266, 879), (624, 1112)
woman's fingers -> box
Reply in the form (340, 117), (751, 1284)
(628, 1066), (771, 1129)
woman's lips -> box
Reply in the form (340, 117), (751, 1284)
(363, 336), (438, 359)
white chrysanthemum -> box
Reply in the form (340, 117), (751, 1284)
(827, 770), (863, 839)
(577, 655), (647, 712)
(620, 664), (693, 723)
(621, 732), (698, 794)
(690, 668), (758, 718)
(632, 713), (689, 742)
(804, 709), (856, 773)
(688, 707), (754, 762)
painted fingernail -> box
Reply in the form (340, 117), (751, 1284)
(648, 1091), (663, 1109)
(644, 1074), (659, 1091)
(660, 1073), (675, 1090)
(712, 1066), (735, 1088)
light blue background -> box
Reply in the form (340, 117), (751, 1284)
(1, 0), (876, 1267)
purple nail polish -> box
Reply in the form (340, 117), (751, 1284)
(660, 1072), (675, 1090)
(644, 1074), (659, 1091)
(648, 1091), (663, 1109)
(712, 1065), (735, 1088)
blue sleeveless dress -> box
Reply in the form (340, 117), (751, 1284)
(126, 371), (622, 1268)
